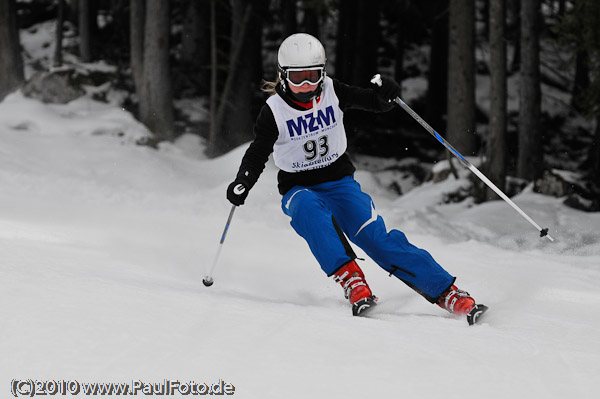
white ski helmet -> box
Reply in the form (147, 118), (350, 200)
(277, 33), (327, 101)
(278, 33), (326, 70)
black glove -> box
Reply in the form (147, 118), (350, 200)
(371, 74), (401, 102)
(227, 179), (250, 206)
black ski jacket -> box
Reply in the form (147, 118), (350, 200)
(235, 79), (393, 195)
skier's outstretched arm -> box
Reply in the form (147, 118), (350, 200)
(226, 105), (278, 206)
(333, 76), (401, 112)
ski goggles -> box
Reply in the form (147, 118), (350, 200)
(284, 67), (325, 87)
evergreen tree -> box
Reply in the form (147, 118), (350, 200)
(517, 0), (543, 181)
(486, 0), (507, 200)
(0, 0), (23, 101)
(447, 0), (476, 156)
(555, 0), (600, 185)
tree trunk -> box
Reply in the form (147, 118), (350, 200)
(335, 0), (356, 82)
(336, 0), (378, 85)
(54, 0), (65, 67)
(394, 0), (406, 88)
(447, 0), (476, 155)
(207, 1), (257, 156)
(426, 0), (449, 133)
(221, 1), (265, 154)
(281, 0), (297, 38)
(572, 49), (590, 112)
(181, 0), (210, 94)
(351, 0), (379, 85)
(140, 0), (174, 141)
(486, 0), (507, 201)
(481, 0), (490, 39)
(592, 117), (600, 186)
(509, 0), (521, 73)
(78, 0), (91, 62)
(301, 0), (320, 38)
(208, 0), (218, 154)
(130, 0), (145, 104)
(0, 0), (24, 101)
(517, 0), (543, 181)
(181, 0), (202, 63)
(558, 0), (566, 16)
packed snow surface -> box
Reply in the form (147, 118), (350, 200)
(1, 93), (599, 399)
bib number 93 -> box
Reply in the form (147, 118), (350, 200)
(303, 135), (329, 161)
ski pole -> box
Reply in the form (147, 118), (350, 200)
(203, 204), (237, 287)
(370, 75), (554, 242)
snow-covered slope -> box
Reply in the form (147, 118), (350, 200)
(1, 92), (599, 399)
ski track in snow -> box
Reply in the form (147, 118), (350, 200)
(1, 93), (600, 399)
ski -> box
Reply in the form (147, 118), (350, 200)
(352, 299), (488, 324)
(467, 304), (489, 325)
(352, 295), (378, 316)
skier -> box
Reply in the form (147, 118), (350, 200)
(226, 33), (487, 324)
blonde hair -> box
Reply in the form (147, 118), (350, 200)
(261, 76), (280, 96)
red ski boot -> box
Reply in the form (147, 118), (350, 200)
(437, 284), (488, 325)
(333, 261), (377, 316)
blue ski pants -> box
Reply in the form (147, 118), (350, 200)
(281, 175), (455, 302)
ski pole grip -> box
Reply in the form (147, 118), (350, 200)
(233, 183), (246, 195)
(370, 74), (382, 87)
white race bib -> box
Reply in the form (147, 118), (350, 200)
(267, 77), (346, 173)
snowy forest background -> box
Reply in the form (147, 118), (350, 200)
(1, 0), (599, 211)
(2, 2), (600, 398)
